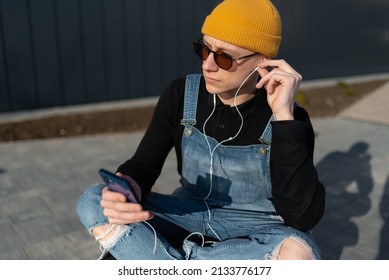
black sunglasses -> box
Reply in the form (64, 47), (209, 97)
(193, 39), (258, 70)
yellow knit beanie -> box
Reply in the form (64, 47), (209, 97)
(201, 0), (282, 57)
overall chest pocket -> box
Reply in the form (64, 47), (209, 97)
(205, 145), (271, 204)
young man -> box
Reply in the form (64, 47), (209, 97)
(77, 0), (325, 260)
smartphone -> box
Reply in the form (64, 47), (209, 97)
(98, 168), (140, 203)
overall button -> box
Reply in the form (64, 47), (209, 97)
(259, 147), (267, 156)
(184, 127), (193, 137)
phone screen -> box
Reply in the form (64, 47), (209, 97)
(98, 169), (140, 203)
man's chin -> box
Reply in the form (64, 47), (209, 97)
(205, 84), (222, 95)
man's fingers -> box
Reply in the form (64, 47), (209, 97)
(258, 59), (297, 74)
(102, 187), (127, 202)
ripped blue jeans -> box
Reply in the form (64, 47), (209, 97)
(76, 184), (321, 260)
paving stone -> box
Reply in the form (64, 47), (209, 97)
(0, 248), (30, 260)
(0, 216), (15, 238)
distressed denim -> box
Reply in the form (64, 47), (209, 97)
(77, 186), (321, 259)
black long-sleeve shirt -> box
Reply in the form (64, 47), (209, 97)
(117, 76), (325, 231)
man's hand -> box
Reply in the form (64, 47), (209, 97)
(100, 173), (154, 225)
(256, 59), (302, 121)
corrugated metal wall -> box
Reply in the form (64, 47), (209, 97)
(0, 0), (388, 112)
(274, 0), (389, 81)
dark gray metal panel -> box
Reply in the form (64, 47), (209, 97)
(160, 0), (182, 84)
(55, 0), (86, 105)
(272, 0), (389, 80)
(29, 0), (62, 108)
(1, 0), (37, 111)
(0, 1), (10, 111)
(142, 0), (164, 97)
(103, 0), (127, 100)
(0, 0), (388, 112)
(79, 0), (107, 103)
(125, 0), (146, 99)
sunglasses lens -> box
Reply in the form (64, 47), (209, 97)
(215, 53), (232, 70)
(193, 41), (207, 60)
(201, 46), (210, 61)
(193, 40), (233, 70)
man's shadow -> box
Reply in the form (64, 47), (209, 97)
(377, 174), (389, 259)
(314, 141), (373, 259)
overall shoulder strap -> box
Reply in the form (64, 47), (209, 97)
(180, 74), (202, 126)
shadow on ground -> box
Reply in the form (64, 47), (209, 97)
(314, 142), (374, 259)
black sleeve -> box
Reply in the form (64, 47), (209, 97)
(270, 107), (325, 231)
(116, 79), (183, 203)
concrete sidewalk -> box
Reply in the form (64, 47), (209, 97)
(0, 80), (388, 260)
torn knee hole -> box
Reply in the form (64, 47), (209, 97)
(273, 237), (314, 260)
(92, 224), (127, 249)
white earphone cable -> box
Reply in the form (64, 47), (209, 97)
(201, 67), (259, 241)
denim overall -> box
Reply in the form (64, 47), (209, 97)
(76, 74), (321, 260)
